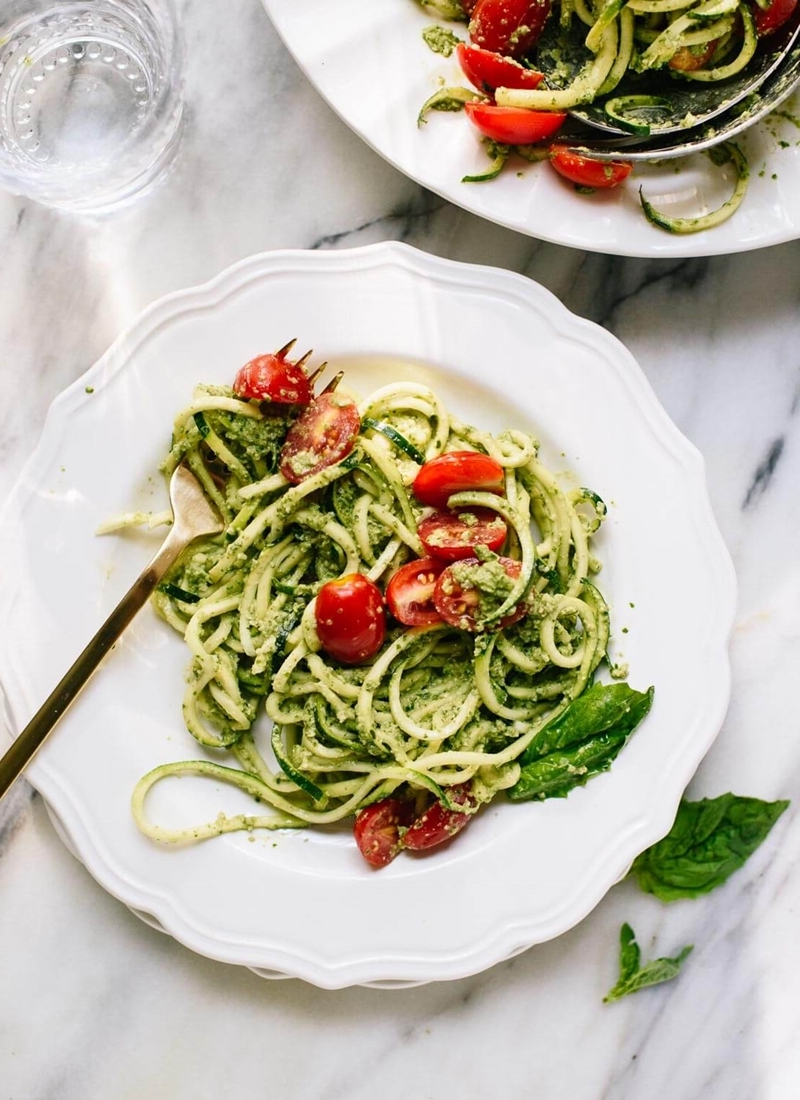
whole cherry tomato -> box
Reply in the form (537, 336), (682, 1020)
(412, 451), (505, 508)
(464, 101), (566, 144)
(456, 42), (544, 91)
(548, 146), (633, 189)
(418, 508), (507, 562)
(315, 574), (386, 664)
(279, 391), (360, 484)
(469, 0), (553, 58)
(385, 558), (445, 626)
(233, 344), (312, 405)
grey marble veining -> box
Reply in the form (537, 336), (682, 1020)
(2, 0), (800, 1097)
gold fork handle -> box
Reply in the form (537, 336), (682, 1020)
(0, 528), (189, 802)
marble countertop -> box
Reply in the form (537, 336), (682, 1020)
(2, 1), (800, 1096)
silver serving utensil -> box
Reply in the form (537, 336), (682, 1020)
(562, 40), (800, 158)
(0, 464), (223, 802)
(536, 10), (800, 138)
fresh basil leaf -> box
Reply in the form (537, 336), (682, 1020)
(520, 682), (654, 764)
(604, 923), (693, 1003)
(618, 922), (640, 983)
(631, 793), (790, 902)
(508, 729), (629, 801)
(507, 683), (653, 802)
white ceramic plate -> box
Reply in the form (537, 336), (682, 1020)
(0, 243), (735, 988)
(262, 0), (800, 258)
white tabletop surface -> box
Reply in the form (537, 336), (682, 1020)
(2, 2), (800, 1097)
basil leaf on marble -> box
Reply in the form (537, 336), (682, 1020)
(617, 921), (641, 984)
(631, 793), (790, 902)
(604, 923), (693, 1003)
(507, 683), (654, 802)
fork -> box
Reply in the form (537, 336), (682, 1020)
(0, 464), (223, 802)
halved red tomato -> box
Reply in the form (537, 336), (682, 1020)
(418, 508), (507, 562)
(315, 573), (386, 664)
(354, 798), (414, 867)
(233, 343), (312, 405)
(433, 556), (527, 632)
(385, 558), (445, 626)
(548, 146), (633, 189)
(456, 42), (544, 91)
(279, 391), (360, 484)
(469, 0), (553, 58)
(668, 39), (718, 71)
(753, 0), (798, 34)
(464, 101), (566, 145)
(412, 451), (505, 508)
(403, 783), (477, 850)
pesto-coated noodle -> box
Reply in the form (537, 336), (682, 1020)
(122, 375), (611, 843)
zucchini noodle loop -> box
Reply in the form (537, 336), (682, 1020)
(126, 376), (612, 843)
(496, 0), (761, 117)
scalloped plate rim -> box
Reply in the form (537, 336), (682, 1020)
(0, 243), (736, 988)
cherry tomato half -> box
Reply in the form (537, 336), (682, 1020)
(469, 0), (553, 58)
(354, 798), (415, 867)
(315, 574), (386, 665)
(456, 42), (544, 91)
(279, 391), (361, 484)
(233, 346), (313, 405)
(433, 556), (527, 632)
(418, 508), (507, 562)
(464, 101), (566, 145)
(385, 558), (445, 626)
(403, 784), (477, 851)
(548, 146), (633, 189)
(668, 39), (718, 71)
(412, 451), (505, 508)
(753, 0), (798, 34)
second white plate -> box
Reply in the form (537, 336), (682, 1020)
(262, 0), (800, 258)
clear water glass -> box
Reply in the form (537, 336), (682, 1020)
(0, 0), (183, 212)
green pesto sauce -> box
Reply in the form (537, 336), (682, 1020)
(450, 551), (515, 624)
(422, 26), (462, 57)
(211, 408), (293, 471)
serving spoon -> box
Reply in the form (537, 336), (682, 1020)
(0, 464), (223, 802)
(535, 8), (800, 138)
(561, 37), (800, 157)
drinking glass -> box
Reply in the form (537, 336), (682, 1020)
(0, 0), (184, 211)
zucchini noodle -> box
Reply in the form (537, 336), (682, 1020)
(125, 376), (612, 843)
(495, 0), (762, 118)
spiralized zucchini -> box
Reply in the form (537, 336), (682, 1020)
(496, 0), (761, 115)
(126, 376), (612, 843)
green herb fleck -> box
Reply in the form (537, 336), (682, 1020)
(85, 385), (95, 394)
